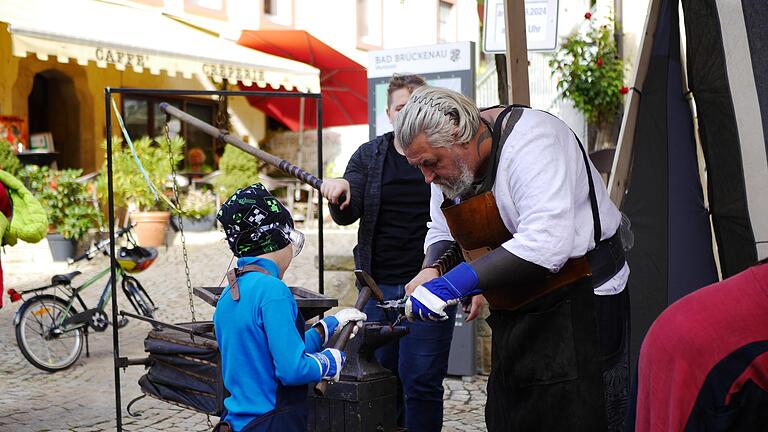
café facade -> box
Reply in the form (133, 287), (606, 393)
(0, 0), (320, 174)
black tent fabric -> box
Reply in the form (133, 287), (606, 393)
(682, 0), (768, 276)
(622, 0), (718, 363)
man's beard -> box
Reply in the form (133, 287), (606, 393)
(438, 160), (476, 200)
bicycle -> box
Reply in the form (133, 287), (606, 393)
(10, 225), (159, 372)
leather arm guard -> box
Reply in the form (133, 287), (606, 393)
(423, 240), (465, 276)
(471, 247), (549, 291)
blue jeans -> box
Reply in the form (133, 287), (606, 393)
(363, 283), (457, 432)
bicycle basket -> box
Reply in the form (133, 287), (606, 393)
(117, 246), (158, 273)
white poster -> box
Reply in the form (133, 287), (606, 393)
(483, 0), (559, 52)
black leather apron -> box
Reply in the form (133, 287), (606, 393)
(441, 106), (609, 431)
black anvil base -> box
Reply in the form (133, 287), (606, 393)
(308, 376), (398, 432)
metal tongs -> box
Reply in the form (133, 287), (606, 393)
(376, 297), (408, 327)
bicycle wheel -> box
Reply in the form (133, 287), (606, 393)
(15, 295), (83, 372)
(123, 276), (155, 319)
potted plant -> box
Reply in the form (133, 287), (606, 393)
(176, 189), (217, 232)
(549, 12), (627, 150)
(26, 168), (103, 261)
(98, 135), (184, 247)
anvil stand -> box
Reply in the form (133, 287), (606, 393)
(308, 322), (409, 432)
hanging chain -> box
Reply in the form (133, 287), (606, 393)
(216, 92), (228, 131)
(164, 121), (196, 322)
(216, 84), (229, 158)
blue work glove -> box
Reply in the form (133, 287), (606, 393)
(314, 308), (367, 345)
(406, 262), (480, 321)
(307, 348), (345, 382)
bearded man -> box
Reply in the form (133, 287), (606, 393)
(395, 87), (631, 431)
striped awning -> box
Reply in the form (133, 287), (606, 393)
(0, 0), (320, 92)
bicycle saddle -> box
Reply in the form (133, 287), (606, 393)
(51, 271), (82, 286)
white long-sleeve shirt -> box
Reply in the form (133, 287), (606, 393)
(425, 109), (629, 295)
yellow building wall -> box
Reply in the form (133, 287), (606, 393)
(0, 22), (266, 174)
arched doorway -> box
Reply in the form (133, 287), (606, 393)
(28, 70), (81, 169)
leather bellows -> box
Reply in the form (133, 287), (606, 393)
(138, 322), (226, 416)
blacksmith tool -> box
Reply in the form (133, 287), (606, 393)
(314, 269), (383, 396)
(160, 103), (342, 200)
(376, 298), (408, 327)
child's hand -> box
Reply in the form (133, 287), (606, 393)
(332, 308), (367, 339)
(314, 308), (367, 345)
(308, 348), (345, 382)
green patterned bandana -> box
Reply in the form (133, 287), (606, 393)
(217, 183), (294, 257)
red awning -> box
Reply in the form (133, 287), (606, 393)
(238, 30), (368, 131)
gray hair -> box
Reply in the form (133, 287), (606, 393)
(394, 86), (480, 151)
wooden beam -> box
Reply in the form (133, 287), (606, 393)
(504, 0), (530, 105)
(608, 0), (662, 207)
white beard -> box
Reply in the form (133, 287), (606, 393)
(439, 160), (476, 200)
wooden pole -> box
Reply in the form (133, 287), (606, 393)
(504, 0), (530, 105)
(607, 0), (661, 207)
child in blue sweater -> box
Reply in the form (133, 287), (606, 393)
(213, 184), (366, 432)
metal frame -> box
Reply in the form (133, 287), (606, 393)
(104, 87), (323, 431)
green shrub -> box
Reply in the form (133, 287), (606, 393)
(0, 140), (20, 176)
(18, 165), (50, 195)
(179, 189), (216, 219)
(97, 135), (185, 211)
(549, 13), (627, 129)
(214, 145), (261, 199)
(33, 168), (102, 240)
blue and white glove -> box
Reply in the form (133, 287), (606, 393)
(307, 348), (346, 382)
(314, 308), (367, 345)
(406, 262), (480, 321)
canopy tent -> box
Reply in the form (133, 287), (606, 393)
(609, 0), (768, 362)
(682, 0), (768, 275)
(0, 0), (320, 92)
(237, 30), (368, 131)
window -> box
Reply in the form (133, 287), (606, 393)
(356, 0), (382, 49)
(264, 0), (276, 15)
(184, 0), (227, 20)
(438, 0), (456, 43)
(261, 0), (293, 28)
(122, 95), (220, 174)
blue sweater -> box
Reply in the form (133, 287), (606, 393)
(213, 256), (323, 431)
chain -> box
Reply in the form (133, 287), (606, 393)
(215, 84), (229, 157)
(164, 121), (196, 322)
(216, 92), (228, 130)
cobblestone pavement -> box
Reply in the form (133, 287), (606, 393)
(0, 230), (486, 431)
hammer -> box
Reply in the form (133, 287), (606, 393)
(314, 269), (384, 396)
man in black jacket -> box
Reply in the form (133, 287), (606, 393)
(320, 75), (455, 432)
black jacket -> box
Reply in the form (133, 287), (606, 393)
(328, 132), (392, 279)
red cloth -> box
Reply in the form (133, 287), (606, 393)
(634, 263), (768, 431)
(237, 30), (368, 131)
(0, 181), (10, 220)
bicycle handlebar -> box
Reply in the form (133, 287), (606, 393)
(67, 225), (135, 265)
